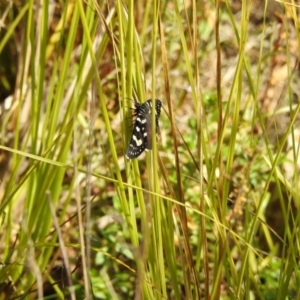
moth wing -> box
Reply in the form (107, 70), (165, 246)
(126, 114), (147, 159)
(145, 113), (152, 151)
(155, 99), (162, 137)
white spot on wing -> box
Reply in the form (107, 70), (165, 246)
(133, 135), (143, 146)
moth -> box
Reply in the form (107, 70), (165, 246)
(126, 99), (162, 159)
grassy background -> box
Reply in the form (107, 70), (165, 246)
(0, 0), (300, 299)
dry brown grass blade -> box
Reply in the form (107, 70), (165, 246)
(159, 17), (201, 298)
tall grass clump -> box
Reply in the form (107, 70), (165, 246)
(0, 0), (300, 299)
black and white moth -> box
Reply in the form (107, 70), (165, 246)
(126, 99), (162, 159)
